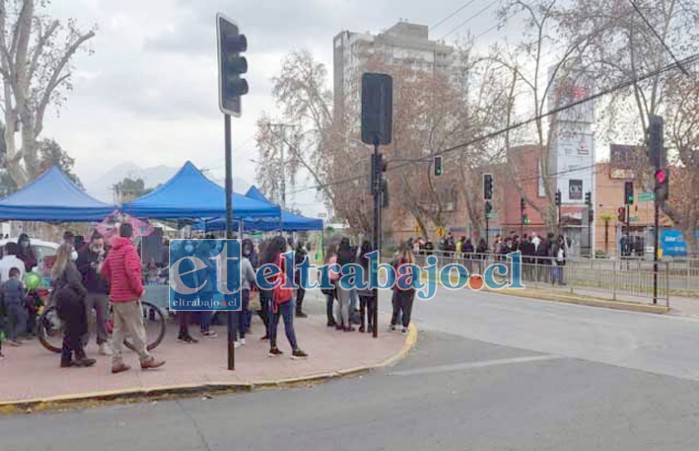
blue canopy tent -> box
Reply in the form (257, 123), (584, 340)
(121, 162), (281, 220)
(195, 186), (323, 232)
(0, 166), (115, 221)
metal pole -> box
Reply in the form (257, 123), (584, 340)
(224, 113), (235, 370)
(372, 142), (380, 339)
(280, 130), (286, 210)
(485, 203), (489, 254)
(653, 193), (659, 305)
(520, 201), (524, 238)
(588, 207), (593, 259)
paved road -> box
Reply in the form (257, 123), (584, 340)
(3, 289), (699, 450)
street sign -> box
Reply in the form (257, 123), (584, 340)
(639, 192), (655, 202)
(629, 215), (639, 222)
(486, 213), (497, 219)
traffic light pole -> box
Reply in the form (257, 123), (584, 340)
(372, 142), (381, 339)
(485, 203), (490, 253)
(224, 113), (236, 370)
(653, 197), (659, 305)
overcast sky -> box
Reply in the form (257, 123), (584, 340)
(42, 0), (511, 217)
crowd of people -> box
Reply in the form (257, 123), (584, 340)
(0, 227), (422, 366)
(323, 238), (416, 334)
(410, 231), (570, 285)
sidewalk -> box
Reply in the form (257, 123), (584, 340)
(0, 293), (415, 410)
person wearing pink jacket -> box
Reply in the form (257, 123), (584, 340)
(101, 223), (165, 374)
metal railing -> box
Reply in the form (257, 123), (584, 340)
(407, 250), (673, 306)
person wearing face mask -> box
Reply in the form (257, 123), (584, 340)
(76, 232), (112, 356)
(101, 223), (165, 373)
(16, 234), (37, 273)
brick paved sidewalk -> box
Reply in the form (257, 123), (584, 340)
(0, 296), (410, 405)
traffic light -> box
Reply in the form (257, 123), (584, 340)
(655, 168), (669, 203)
(434, 156), (443, 176)
(485, 200), (493, 214)
(647, 115), (664, 169)
(554, 190), (562, 206)
(624, 181), (634, 205)
(584, 191), (592, 206)
(523, 214), (530, 225)
(217, 14), (248, 117)
(483, 174), (493, 200)
(617, 207), (626, 223)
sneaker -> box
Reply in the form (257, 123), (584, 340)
(359, 326), (365, 333)
(402, 327), (408, 334)
(73, 357), (97, 367)
(240, 338), (246, 346)
(99, 343), (113, 356)
(201, 330), (218, 338)
(326, 320), (336, 327)
(291, 349), (308, 359)
(296, 311), (308, 318)
(234, 340), (241, 349)
(260, 334), (270, 341)
(389, 325), (396, 332)
(268, 347), (283, 357)
(178, 334), (198, 344)
(344, 326), (355, 332)
(140, 356), (166, 370)
(111, 361), (131, 374)
(8, 340), (21, 347)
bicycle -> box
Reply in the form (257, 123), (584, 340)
(37, 298), (166, 354)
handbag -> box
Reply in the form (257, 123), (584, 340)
(247, 289), (261, 312)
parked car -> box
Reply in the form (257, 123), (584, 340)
(0, 237), (76, 274)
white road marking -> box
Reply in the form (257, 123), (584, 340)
(390, 355), (564, 376)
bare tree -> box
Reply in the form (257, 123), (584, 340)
(557, 0), (699, 255)
(0, 0), (95, 187)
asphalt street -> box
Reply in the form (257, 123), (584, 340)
(3, 289), (699, 450)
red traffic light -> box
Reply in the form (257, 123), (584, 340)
(655, 169), (666, 184)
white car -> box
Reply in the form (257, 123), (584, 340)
(0, 237), (77, 273)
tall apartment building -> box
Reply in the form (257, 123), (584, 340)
(332, 20), (457, 125)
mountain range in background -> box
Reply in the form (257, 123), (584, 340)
(83, 162), (252, 203)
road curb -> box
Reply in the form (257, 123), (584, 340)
(488, 288), (670, 314)
(0, 325), (418, 415)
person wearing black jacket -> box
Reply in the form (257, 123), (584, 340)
(76, 232), (112, 355)
(52, 244), (95, 368)
(336, 237), (355, 331)
(294, 241), (308, 318)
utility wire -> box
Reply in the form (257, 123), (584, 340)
(627, 0), (689, 76)
(440, 0), (500, 40)
(431, 0), (479, 30)
(287, 52), (698, 195)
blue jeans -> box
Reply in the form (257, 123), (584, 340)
(269, 300), (298, 350)
(6, 303), (26, 341)
(349, 288), (358, 312)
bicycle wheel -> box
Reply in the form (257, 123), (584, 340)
(123, 301), (166, 352)
(37, 305), (64, 354)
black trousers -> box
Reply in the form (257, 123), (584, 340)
(295, 284), (306, 313)
(58, 297), (87, 363)
(359, 295), (374, 330)
(391, 290), (415, 328)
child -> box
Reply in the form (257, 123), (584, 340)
(1, 267), (27, 347)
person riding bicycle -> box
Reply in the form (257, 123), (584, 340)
(101, 223), (165, 374)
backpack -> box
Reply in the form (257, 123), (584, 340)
(272, 255), (293, 304)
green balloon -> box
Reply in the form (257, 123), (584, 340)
(24, 272), (41, 290)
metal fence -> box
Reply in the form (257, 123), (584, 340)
(408, 251), (674, 306)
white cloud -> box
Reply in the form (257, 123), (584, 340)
(38, 0), (505, 217)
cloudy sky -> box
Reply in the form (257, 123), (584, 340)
(42, 0), (511, 216)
